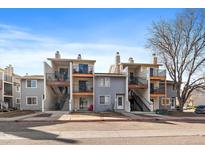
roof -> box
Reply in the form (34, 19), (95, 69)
(0, 68), (4, 71)
(47, 58), (96, 63)
(95, 73), (126, 77)
(120, 62), (162, 67)
(21, 75), (44, 80)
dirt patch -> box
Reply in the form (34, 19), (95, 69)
(0, 110), (35, 118)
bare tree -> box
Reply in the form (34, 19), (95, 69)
(147, 9), (205, 111)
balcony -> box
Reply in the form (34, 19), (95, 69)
(73, 83), (93, 96)
(128, 76), (148, 89)
(150, 87), (165, 96)
(150, 68), (166, 80)
(4, 83), (12, 96)
(4, 74), (12, 82)
(46, 72), (70, 87)
(73, 64), (94, 77)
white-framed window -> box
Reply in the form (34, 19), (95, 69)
(26, 80), (37, 88)
(99, 77), (110, 87)
(16, 98), (20, 104)
(26, 96), (38, 105)
(99, 96), (110, 105)
(16, 85), (20, 92)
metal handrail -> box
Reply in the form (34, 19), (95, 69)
(73, 65), (94, 74)
(46, 72), (69, 81)
(129, 76), (148, 86)
(4, 74), (12, 82)
(150, 68), (166, 77)
(130, 90), (151, 112)
(150, 87), (165, 94)
(73, 83), (93, 92)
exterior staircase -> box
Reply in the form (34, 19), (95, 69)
(129, 90), (152, 112)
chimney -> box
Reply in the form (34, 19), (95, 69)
(115, 51), (121, 65)
(26, 73), (28, 76)
(77, 54), (82, 60)
(55, 51), (61, 59)
(152, 53), (157, 64)
(5, 64), (14, 75)
(128, 57), (134, 63)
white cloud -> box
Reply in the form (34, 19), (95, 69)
(0, 24), (152, 75)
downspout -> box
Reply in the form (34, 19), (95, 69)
(69, 62), (73, 112)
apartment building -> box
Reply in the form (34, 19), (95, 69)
(1, 51), (176, 113)
(0, 65), (21, 109)
(44, 51), (95, 112)
(109, 52), (176, 112)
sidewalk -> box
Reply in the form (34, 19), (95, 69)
(17, 112), (131, 122)
(1, 111), (205, 122)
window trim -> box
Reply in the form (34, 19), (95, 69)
(99, 95), (111, 105)
(98, 77), (110, 87)
(26, 80), (37, 88)
(116, 95), (124, 109)
(26, 96), (38, 105)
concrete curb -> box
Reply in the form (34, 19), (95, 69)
(13, 117), (205, 123)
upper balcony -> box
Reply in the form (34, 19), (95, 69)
(150, 87), (166, 96)
(73, 82), (93, 96)
(4, 82), (12, 96)
(128, 76), (148, 89)
(4, 74), (12, 83)
(46, 72), (70, 87)
(150, 68), (166, 80)
(73, 64), (94, 77)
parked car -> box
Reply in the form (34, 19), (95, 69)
(195, 105), (205, 114)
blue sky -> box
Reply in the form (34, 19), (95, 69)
(0, 9), (183, 75)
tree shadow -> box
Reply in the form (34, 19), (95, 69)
(0, 121), (78, 144)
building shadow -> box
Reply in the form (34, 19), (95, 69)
(0, 121), (78, 144)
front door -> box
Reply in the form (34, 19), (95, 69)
(79, 97), (88, 111)
(117, 95), (124, 110)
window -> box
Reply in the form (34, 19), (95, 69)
(16, 98), (20, 104)
(26, 80), (37, 88)
(99, 96), (110, 105)
(16, 85), (20, 92)
(79, 64), (88, 74)
(99, 77), (110, 87)
(26, 97), (38, 105)
(171, 97), (176, 107)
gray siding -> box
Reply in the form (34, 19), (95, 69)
(94, 76), (126, 112)
(21, 79), (44, 111)
(158, 84), (177, 110)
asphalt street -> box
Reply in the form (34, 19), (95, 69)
(0, 120), (205, 144)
